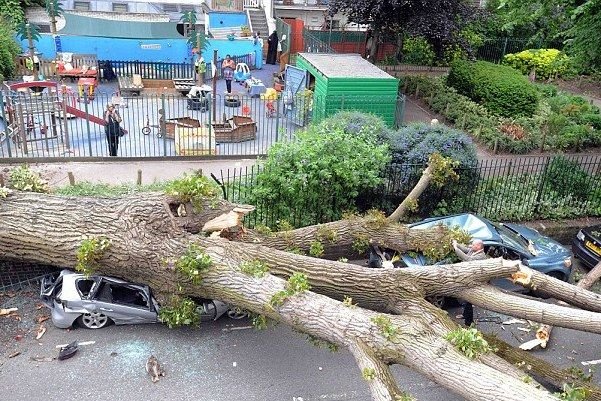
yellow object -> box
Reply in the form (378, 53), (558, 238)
(175, 126), (217, 156)
(260, 87), (278, 100)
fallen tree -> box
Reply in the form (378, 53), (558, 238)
(0, 164), (600, 401)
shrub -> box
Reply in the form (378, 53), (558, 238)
(402, 37), (435, 66)
(0, 20), (20, 81)
(503, 49), (572, 80)
(365, 123), (478, 215)
(403, 76), (539, 154)
(404, 75), (600, 154)
(447, 60), (539, 118)
(248, 112), (390, 228)
(317, 110), (395, 142)
(544, 156), (593, 201)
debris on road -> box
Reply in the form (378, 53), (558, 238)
(222, 325), (253, 332)
(0, 307), (18, 316)
(36, 325), (47, 340)
(519, 338), (544, 350)
(502, 318), (526, 325)
(57, 341), (79, 360)
(8, 351), (21, 358)
(146, 355), (166, 383)
(55, 340), (95, 348)
(30, 356), (55, 362)
(582, 359), (601, 366)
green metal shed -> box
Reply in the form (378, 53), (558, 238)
(294, 53), (400, 126)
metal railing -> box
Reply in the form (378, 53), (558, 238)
(210, 0), (244, 11)
(302, 28), (335, 54)
(0, 90), (405, 160)
(219, 154), (601, 228)
(302, 30), (544, 64)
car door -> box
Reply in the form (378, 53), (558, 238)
(88, 279), (157, 325)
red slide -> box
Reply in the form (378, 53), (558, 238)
(64, 105), (106, 126)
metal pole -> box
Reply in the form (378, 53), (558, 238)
(0, 91), (12, 158)
(82, 92), (93, 156)
(197, 33), (204, 86)
(161, 95), (167, 156)
(212, 49), (218, 123)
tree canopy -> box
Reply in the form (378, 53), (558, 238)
(328, 0), (480, 60)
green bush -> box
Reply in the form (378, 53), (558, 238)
(447, 60), (539, 118)
(544, 156), (594, 201)
(248, 112), (390, 228)
(404, 75), (601, 154)
(0, 20), (21, 81)
(404, 76), (540, 153)
(366, 123), (478, 215)
(503, 49), (572, 80)
(402, 37), (435, 66)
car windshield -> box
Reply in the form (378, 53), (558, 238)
(492, 223), (530, 252)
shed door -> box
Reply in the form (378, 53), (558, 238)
(284, 65), (310, 126)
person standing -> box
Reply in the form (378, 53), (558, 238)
(452, 239), (486, 326)
(221, 54), (235, 94)
(104, 103), (122, 157)
(266, 30), (278, 65)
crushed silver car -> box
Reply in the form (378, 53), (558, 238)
(41, 269), (241, 329)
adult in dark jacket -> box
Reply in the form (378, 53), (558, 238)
(104, 103), (122, 156)
(266, 30), (278, 65)
(452, 239), (486, 326)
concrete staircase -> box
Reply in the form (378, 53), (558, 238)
(210, 26), (244, 39)
(247, 8), (269, 36)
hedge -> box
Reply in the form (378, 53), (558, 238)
(404, 76), (539, 153)
(503, 49), (572, 80)
(403, 75), (601, 154)
(447, 60), (539, 118)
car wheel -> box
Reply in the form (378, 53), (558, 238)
(426, 296), (446, 309)
(227, 308), (248, 320)
(547, 271), (566, 281)
(78, 312), (111, 329)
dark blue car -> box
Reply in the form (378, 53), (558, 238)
(401, 214), (573, 281)
(572, 225), (601, 269)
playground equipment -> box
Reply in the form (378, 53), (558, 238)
(77, 77), (97, 103)
(3, 81), (107, 155)
(234, 63), (251, 83)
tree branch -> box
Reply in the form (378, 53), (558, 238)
(348, 341), (405, 401)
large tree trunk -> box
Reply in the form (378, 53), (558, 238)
(1, 191), (600, 400)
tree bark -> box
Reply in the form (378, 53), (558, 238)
(534, 260), (601, 348)
(1, 191), (600, 400)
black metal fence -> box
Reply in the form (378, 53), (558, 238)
(303, 30), (543, 65)
(0, 90), (405, 159)
(101, 54), (256, 81)
(218, 154), (601, 228)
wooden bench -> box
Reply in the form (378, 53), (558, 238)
(173, 78), (196, 96)
(57, 54), (99, 81)
(117, 75), (144, 96)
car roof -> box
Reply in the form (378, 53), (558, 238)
(409, 213), (501, 243)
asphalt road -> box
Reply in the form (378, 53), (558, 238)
(1, 262), (599, 401)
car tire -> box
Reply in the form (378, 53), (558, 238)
(224, 97), (241, 108)
(426, 296), (446, 309)
(77, 312), (111, 329)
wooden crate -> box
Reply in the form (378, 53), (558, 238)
(165, 117), (200, 140)
(175, 126), (216, 156)
(211, 115), (257, 143)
